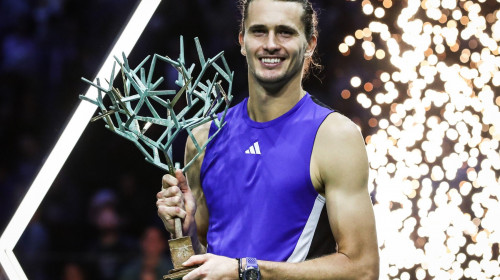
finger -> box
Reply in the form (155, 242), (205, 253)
(162, 173), (178, 189)
(175, 169), (190, 193)
(182, 267), (200, 280)
(157, 205), (187, 220)
(157, 196), (185, 207)
(157, 186), (182, 199)
(182, 255), (210, 280)
(183, 254), (209, 267)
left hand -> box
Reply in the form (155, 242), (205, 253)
(182, 253), (239, 280)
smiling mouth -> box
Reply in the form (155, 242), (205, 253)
(260, 57), (283, 65)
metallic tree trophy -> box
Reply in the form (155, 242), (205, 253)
(80, 36), (233, 280)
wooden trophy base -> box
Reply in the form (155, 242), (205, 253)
(163, 265), (199, 280)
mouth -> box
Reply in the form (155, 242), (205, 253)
(260, 57), (284, 67)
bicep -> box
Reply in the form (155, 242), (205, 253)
(325, 182), (377, 260)
(316, 114), (378, 262)
(184, 122), (211, 245)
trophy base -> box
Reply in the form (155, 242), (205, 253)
(165, 235), (198, 279)
(163, 266), (198, 280)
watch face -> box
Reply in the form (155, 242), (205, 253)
(244, 268), (260, 280)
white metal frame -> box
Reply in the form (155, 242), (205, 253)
(0, 0), (162, 278)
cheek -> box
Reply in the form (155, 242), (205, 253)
(245, 42), (257, 54)
(241, 41), (252, 56)
(292, 44), (308, 60)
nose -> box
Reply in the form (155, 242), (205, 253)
(264, 32), (280, 53)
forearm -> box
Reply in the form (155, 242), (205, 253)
(258, 252), (379, 280)
(184, 218), (207, 255)
(190, 233), (207, 254)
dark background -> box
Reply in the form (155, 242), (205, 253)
(0, 0), (376, 279)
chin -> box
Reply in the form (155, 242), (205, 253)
(255, 71), (287, 83)
(256, 76), (287, 87)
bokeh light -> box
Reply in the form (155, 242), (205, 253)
(340, 1), (500, 279)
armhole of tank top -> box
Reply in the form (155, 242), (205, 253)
(308, 111), (338, 195)
(305, 110), (339, 259)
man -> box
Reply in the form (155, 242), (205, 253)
(119, 226), (173, 280)
(156, 0), (379, 279)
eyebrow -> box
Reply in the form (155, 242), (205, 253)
(276, 25), (299, 34)
(248, 24), (299, 33)
(248, 24), (267, 31)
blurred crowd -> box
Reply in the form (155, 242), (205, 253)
(0, 0), (366, 278)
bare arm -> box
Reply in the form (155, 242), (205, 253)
(156, 122), (212, 254)
(183, 114), (379, 280)
(258, 113), (379, 279)
(184, 122), (212, 253)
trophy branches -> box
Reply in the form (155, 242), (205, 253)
(80, 36), (233, 174)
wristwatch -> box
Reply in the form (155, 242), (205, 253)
(242, 257), (261, 280)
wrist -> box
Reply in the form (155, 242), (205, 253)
(240, 257), (261, 280)
(186, 215), (198, 237)
(189, 234), (206, 254)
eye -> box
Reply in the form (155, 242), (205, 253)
(252, 29), (266, 36)
(279, 30), (293, 36)
(277, 28), (295, 38)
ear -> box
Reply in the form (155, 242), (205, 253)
(305, 35), (317, 57)
(239, 32), (246, 56)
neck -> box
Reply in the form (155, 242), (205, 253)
(247, 74), (305, 122)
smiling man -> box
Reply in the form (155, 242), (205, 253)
(156, 0), (380, 279)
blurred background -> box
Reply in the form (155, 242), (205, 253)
(0, 0), (499, 279)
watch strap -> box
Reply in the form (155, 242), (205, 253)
(243, 257), (260, 280)
(237, 258), (243, 280)
(246, 257), (258, 269)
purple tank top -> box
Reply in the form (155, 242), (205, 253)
(200, 93), (335, 262)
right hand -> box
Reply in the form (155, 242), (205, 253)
(156, 169), (197, 236)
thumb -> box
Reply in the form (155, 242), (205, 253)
(183, 254), (210, 267)
(175, 169), (196, 235)
(175, 169), (190, 193)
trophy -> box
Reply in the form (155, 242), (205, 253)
(80, 36), (233, 279)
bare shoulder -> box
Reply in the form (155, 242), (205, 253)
(318, 112), (364, 142)
(311, 113), (369, 193)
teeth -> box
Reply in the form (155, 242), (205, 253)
(262, 58), (281, 64)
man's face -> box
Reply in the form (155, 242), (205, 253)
(239, 0), (316, 87)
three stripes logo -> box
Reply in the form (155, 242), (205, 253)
(245, 141), (261, 155)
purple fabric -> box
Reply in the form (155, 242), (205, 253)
(200, 93), (333, 261)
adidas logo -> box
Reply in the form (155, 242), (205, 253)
(245, 141), (261, 155)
